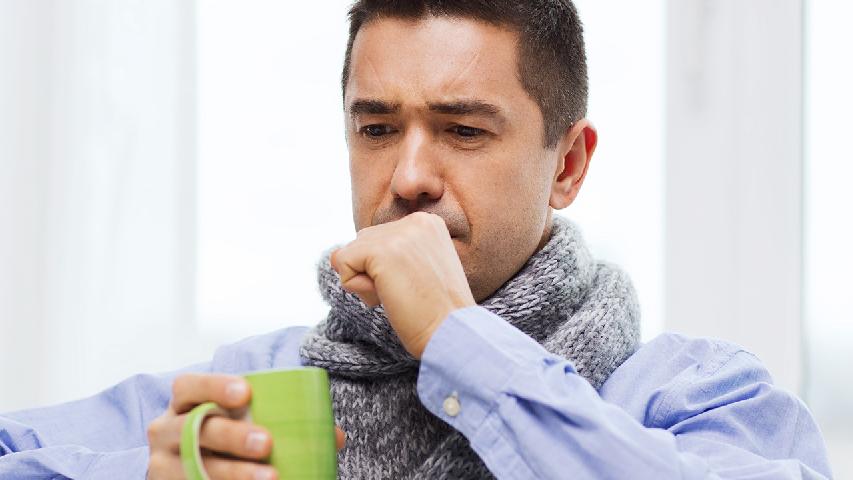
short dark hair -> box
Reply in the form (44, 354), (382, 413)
(342, 0), (589, 149)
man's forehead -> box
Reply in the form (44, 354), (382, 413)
(345, 16), (524, 110)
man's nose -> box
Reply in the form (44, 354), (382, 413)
(389, 129), (444, 205)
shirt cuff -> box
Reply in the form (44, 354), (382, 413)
(416, 305), (573, 436)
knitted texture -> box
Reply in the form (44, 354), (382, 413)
(300, 216), (641, 479)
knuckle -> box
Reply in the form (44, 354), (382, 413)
(236, 464), (258, 480)
(422, 213), (446, 234)
(431, 215), (448, 232)
(148, 415), (179, 449)
(241, 464), (274, 480)
(147, 452), (168, 474)
(146, 419), (160, 441)
(205, 456), (259, 480)
(203, 418), (241, 451)
(331, 248), (348, 272)
(171, 375), (190, 399)
(427, 212), (443, 225)
(411, 211), (432, 225)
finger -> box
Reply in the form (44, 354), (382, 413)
(204, 455), (278, 480)
(330, 242), (374, 285)
(171, 374), (251, 414)
(329, 248), (344, 277)
(340, 273), (380, 307)
(336, 426), (346, 450)
(148, 451), (184, 480)
(199, 417), (272, 460)
(147, 414), (183, 453)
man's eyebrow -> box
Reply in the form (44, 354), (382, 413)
(427, 100), (503, 117)
(428, 100), (507, 127)
(348, 99), (401, 118)
(347, 98), (507, 125)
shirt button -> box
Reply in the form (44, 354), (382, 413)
(443, 392), (461, 417)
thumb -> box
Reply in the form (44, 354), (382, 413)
(340, 273), (380, 307)
(335, 426), (346, 450)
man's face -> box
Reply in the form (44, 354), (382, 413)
(344, 16), (560, 302)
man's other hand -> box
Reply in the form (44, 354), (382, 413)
(147, 373), (346, 480)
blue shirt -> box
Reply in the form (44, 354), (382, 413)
(0, 306), (833, 479)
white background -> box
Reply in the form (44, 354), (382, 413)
(803, 0), (853, 467)
(1, 0), (850, 475)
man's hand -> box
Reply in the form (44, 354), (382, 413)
(331, 212), (476, 359)
(147, 374), (346, 480)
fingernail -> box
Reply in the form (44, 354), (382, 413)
(254, 467), (276, 480)
(225, 381), (248, 402)
(245, 430), (268, 454)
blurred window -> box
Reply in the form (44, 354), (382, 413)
(804, 1), (853, 474)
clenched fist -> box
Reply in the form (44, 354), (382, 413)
(331, 212), (476, 359)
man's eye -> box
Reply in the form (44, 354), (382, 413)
(361, 125), (394, 138)
(450, 125), (485, 138)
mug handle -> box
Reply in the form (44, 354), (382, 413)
(180, 401), (227, 480)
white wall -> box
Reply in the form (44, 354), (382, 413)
(0, 0), (51, 411)
(0, 0), (204, 411)
(195, 0), (355, 339)
(571, 0), (665, 342)
(666, 0), (804, 394)
(804, 2), (853, 476)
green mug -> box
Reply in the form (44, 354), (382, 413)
(180, 367), (337, 479)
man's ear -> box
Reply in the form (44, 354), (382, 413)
(550, 119), (597, 210)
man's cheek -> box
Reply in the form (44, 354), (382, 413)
(350, 200), (373, 232)
(351, 189), (383, 228)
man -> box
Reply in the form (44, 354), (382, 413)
(0, 1), (832, 479)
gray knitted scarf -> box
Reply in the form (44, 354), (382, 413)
(300, 216), (640, 479)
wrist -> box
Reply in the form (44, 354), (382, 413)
(410, 302), (474, 359)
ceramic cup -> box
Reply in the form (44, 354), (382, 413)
(180, 367), (337, 479)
